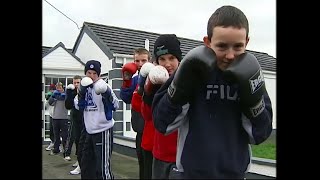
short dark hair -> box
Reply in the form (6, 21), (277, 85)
(133, 47), (151, 60)
(73, 75), (82, 80)
(207, 5), (249, 40)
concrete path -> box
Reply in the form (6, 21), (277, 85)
(42, 145), (138, 179)
(42, 144), (275, 179)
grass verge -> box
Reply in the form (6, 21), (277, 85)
(251, 133), (276, 160)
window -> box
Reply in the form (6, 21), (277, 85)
(44, 76), (70, 95)
(67, 78), (73, 85)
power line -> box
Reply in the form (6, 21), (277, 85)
(44, 0), (81, 30)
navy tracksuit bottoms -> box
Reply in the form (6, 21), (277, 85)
(80, 128), (114, 179)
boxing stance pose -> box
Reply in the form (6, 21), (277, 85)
(48, 82), (68, 156)
(140, 34), (182, 179)
(152, 5), (273, 179)
(65, 75), (83, 174)
(74, 60), (119, 179)
(120, 48), (151, 179)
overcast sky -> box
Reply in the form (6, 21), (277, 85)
(42, 0), (276, 58)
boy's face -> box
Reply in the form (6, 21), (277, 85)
(204, 26), (249, 71)
(73, 78), (81, 89)
(134, 53), (149, 70)
(86, 70), (99, 82)
(158, 54), (179, 76)
(56, 85), (64, 92)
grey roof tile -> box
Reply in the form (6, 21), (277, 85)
(42, 46), (51, 55)
(42, 46), (72, 56)
(42, 42), (84, 65)
(84, 22), (276, 72)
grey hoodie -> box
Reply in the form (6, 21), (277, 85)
(49, 95), (68, 119)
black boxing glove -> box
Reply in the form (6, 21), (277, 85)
(223, 52), (267, 119)
(66, 84), (76, 97)
(168, 45), (217, 105)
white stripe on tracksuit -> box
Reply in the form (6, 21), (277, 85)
(101, 128), (113, 179)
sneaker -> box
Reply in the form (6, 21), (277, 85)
(49, 150), (59, 155)
(70, 165), (81, 175)
(72, 161), (79, 167)
(64, 156), (71, 161)
(45, 143), (54, 151)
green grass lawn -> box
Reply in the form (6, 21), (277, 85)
(251, 133), (276, 160)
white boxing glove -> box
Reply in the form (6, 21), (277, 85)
(67, 84), (75, 90)
(79, 77), (94, 98)
(140, 62), (155, 77)
(148, 65), (169, 84)
(94, 79), (108, 95)
(144, 65), (169, 95)
(81, 77), (94, 87)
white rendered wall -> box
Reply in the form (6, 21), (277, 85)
(74, 33), (112, 74)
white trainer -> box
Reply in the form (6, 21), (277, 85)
(70, 165), (81, 175)
(45, 143), (54, 151)
(72, 161), (79, 167)
(64, 156), (71, 161)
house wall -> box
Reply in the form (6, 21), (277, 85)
(42, 72), (84, 141)
(42, 47), (85, 142)
(43, 47), (84, 70)
(108, 56), (135, 138)
(74, 33), (112, 74)
(43, 69), (84, 76)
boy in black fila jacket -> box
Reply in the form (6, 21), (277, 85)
(152, 5), (273, 179)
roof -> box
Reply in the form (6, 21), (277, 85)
(42, 46), (52, 55)
(82, 22), (276, 72)
(245, 50), (276, 72)
(42, 42), (85, 66)
(42, 44), (73, 56)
